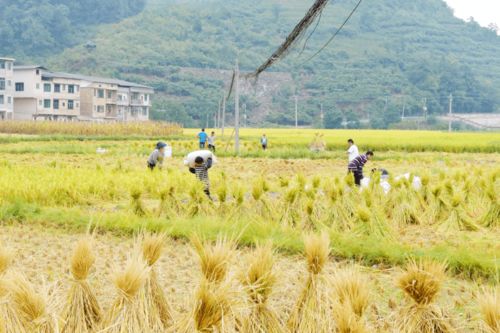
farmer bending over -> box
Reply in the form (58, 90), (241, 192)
(189, 156), (213, 198)
(348, 151), (374, 186)
(147, 141), (167, 170)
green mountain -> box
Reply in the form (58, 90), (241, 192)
(7, 0), (500, 128)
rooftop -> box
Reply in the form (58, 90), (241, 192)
(14, 65), (47, 70)
(43, 71), (153, 90)
(0, 57), (15, 61)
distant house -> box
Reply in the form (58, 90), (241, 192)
(0, 58), (15, 120)
(7, 59), (153, 122)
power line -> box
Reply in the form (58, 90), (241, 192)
(301, 0), (363, 65)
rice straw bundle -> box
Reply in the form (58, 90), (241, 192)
(61, 238), (101, 333)
(173, 281), (235, 333)
(394, 260), (457, 333)
(141, 233), (172, 329)
(478, 288), (499, 333)
(442, 193), (479, 231)
(101, 256), (150, 333)
(10, 274), (59, 333)
(482, 186), (499, 228)
(332, 302), (367, 333)
(191, 235), (235, 284)
(240, 244), (284, 333)
(287, 232), (334, 333)
(331, 268), (370, 318)
(0, 278), (27, 333)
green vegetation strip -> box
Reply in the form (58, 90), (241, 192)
(1, 201), (497, 282)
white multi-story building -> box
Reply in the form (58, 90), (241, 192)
(0, 58), (15, 120)
(10, 63), (154, 122)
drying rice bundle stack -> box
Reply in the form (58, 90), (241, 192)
(101, 256), (150, 333)
(478, 288), (499, 333)
(482, 185), (499, 228)
(191, 235), (236, 284)
(173, 236), (237, 333)
(394, 260), (457, 333)
(331, 267), (370, 332)
(441, 192), (479, 231)
(61, 238), (101, 333)
(141, 233), (172, 329)
(0, 245), (26, 333)
(10, 274), (59, 333)
(130, 189), (147, 217)
(389, 188), (423, 227)
(239, 244), (284, 333)
(287, 233), (334, 333)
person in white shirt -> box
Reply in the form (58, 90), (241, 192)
(347, 138), (359, 162)
(208, 131), (216, 152)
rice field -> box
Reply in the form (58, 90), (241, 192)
(0, 124), (499, 332)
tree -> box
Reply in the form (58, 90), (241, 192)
(324, 109), (343, 129)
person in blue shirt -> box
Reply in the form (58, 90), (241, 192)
(198, 128), (208, 149)
(261, 134), (268, 150)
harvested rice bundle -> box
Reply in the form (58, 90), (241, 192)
(239, 243), (284, 333)
(478, 288), (499, 333)
(191, 235), (236, 284)
(10, 274), (59, 333)
(287, 232), (334, 333)
(141, 233), (172, 328)
(441, 193), (479, 231)
(61, 238), (101, 333)
(101, 256), (150, 333)
(394, 260), (457, 333)
(331, 268), (370, 318)
(173, 281), (236, 333)
(482, 186), (499, 228)
(0, 278), (27, 333)
(332, 303), (367, 333)
(130, 189), (147, 217)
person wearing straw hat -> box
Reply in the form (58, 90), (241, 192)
(147, 141), (167, 170)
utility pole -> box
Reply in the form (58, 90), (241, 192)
(205, 113), (209, 129)
(448, 94), (453, 132)
(320, 103), (324, 129)
(221, 93), (226, 136)
(423, 98), (428, 120)
(295, 95), (298, 129)
(234, 58), (240, 154)
(401, 99), (406, 121)
(217, 98), (221, 129)
(243, 103), (247, 128)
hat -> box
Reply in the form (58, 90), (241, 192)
(156, 141), (167, 149)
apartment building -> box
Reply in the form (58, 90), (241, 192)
(9, 62), (154, 122)
(0, 58), (15, 120)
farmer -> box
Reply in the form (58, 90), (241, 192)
(198, 128), (208, 149)
(348, 151), (374, 186)
(261, 134), (268, 151)
(189, 156), (213, 198)
(147, 141), (167, 170)
(208, 131), (216, 152)
(347, 138), (359, 162)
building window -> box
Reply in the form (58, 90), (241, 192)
(15, 82), (24, 92)
(44, 99), (51, 108)
(132, 92), (139, 100)
(44, 83), (51, 92)
(97, 106), (104, 113)
(107, 90), (112, 99)
(142, 107), (148, 116)
(0, 61), (5, 69)
(68, 85), (75, 93)
(36, 83), (40, 90)
(68, 100), (74, 110)
(0, 78), (4, 91)
(54, 84), (61, 93)
(97, 89), (104, 98)
(0, 95), (4, 104)
(7, 62), (11, 70)
(53, 99), (59, 109)
(7, 96), (11, 104)
(36, 69), (40, 75)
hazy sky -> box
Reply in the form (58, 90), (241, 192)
(443, 0), (500, 28)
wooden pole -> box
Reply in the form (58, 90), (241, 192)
(235, 58), (240, 154)
(222, 93), (226, 136)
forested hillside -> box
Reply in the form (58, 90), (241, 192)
(0, 0), (146, 58)
(4, 0), (500, 127)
